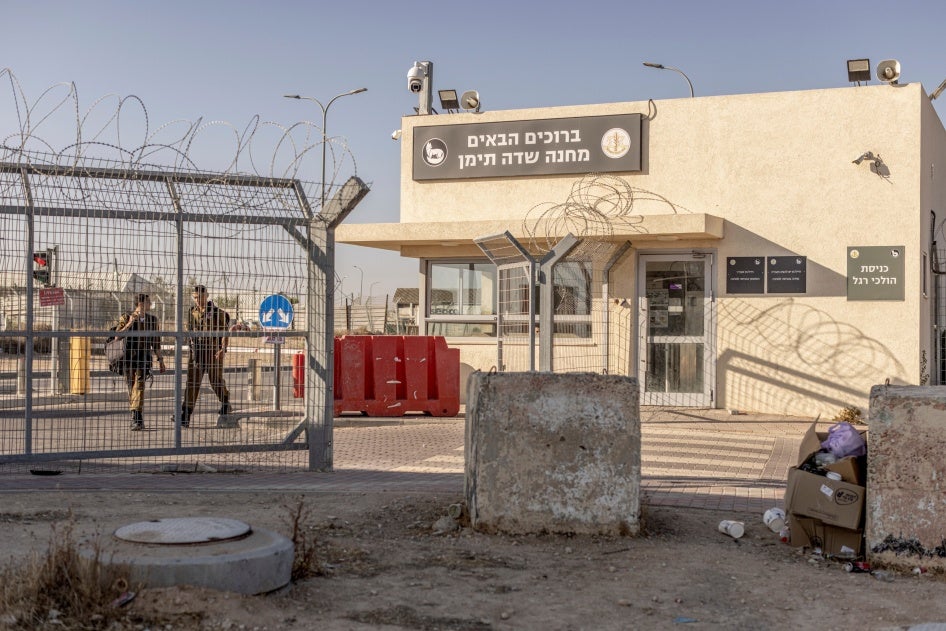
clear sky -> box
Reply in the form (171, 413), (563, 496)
(4, 0), (946, 299)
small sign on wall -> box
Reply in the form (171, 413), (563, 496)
(726, 257), (765, 294)
(767, 256), (807, 294)
(847, 246), (904, 301)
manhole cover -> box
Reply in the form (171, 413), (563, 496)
(114, 517), (251, 544)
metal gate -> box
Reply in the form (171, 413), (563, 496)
(934, 246), (946, 385)
(474, 231), (631, 374)
(0, 155), (366, 473)
(474, 232), (536, 372)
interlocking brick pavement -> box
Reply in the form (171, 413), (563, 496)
(0, 408), (815, 515)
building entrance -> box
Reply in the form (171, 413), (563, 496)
(638, 253), (715, 406)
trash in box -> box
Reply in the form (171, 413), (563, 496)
(784, 419), (867, 531)
(820, 421), (866, 458)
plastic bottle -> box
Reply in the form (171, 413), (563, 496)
(872, 570), (894, 582)
(778, 527), (790, 543)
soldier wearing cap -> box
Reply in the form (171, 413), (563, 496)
(176, 284), (231, 427)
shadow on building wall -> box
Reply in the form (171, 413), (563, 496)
(718, 298), (906, 415)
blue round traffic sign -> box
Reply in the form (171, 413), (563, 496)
(259, 294), (294, 329)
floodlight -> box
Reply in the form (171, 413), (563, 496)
(438, 89), (460, 110)
(846, 59), (870, 83)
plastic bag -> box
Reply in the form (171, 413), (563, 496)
(105, 337), (126, 375)
(820, 421), (866, 458)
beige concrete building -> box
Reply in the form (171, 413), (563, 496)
(338, 82), (946, 417)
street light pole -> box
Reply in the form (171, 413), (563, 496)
(353, 265), (364, 302)
(642, 62), (694, 98)
(283, 88), (368, 212)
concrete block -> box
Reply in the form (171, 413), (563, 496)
(867, 385), (946, 571)
(465, 371), (640, 536)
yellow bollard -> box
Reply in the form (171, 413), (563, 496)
(69, 336), (90, 395)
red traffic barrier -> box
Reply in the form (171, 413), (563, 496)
(334, 335), (460, 417)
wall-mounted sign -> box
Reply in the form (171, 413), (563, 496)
(847, 246), (904, 301)
(767, 256), (807, 294)
(412, 114), (642, 181)
(726, 257), (765, 294)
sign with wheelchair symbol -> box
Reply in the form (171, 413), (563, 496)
(259, 294), (293, 329)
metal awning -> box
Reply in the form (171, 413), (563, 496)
(337, 213), (724, 253)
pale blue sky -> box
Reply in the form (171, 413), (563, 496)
(4, 0), (946, 298)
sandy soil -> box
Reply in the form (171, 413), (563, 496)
(3, 489), (946, 631)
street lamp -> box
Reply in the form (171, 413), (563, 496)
(353, 265), (364, 302)
(368, 281), (380, 304)
(283, 88), (368, 213)
(642, 62), (694, 98)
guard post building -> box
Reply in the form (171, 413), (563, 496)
(339, 79), (946, 416)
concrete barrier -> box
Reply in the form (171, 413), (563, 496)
(867, 385), (946, 571)
(465, 371), (640, 536)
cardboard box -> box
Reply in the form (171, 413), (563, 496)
(783, 420), (867, 530)
(789, 514), (863, 557)
(784, 467), (865, 529)
(795, 420), (867, 485)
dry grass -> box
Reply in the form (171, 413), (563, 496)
(0, 498), (328, 629)
(281, 497), (320, 581)
(0, 515), (135, 630)
(832, 405), (865, 424)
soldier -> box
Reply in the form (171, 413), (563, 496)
(114, 294), (166, 430)
(177, 284), (231, 427)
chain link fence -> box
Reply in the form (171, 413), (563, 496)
(0, 154), (365, 473)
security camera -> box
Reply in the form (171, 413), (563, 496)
(391, 129), (402, 141)
(407, 62), (425, 93)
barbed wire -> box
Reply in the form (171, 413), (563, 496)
(0, 69), (365, 298)
(521, 173), (692, 254)
(0, 68), (359, 207)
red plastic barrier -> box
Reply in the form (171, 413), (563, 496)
(334, 335), (460, 417)
(293, 352), (305, 399)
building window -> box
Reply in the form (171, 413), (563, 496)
(425, 261), (497, 337)
(423, 259), (594, 339)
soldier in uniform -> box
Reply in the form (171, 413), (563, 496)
(114, 293), (166, 430)
(177, 284), (231, 427)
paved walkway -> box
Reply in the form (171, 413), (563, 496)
(0, 408), (816, 515)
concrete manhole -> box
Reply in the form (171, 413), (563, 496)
(83, 517), (293, 595)
(115, 517), (252, 544)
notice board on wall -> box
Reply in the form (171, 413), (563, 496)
(726, 257), (764, 294)
(767, 256), (807, 294)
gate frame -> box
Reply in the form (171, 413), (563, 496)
(0, 160), (367, 471)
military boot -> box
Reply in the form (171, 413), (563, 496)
(171, 406), (192, 428)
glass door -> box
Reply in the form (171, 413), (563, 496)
(638, 254), (715, 406)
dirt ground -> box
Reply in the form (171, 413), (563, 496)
(2, 489), (946, 631)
